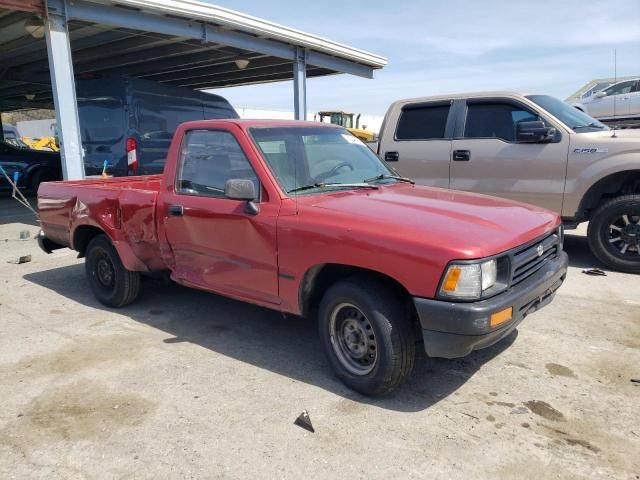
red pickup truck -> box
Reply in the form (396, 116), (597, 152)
(37, 120), (568, 395)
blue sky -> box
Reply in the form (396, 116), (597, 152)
(207, 0), (640, 116)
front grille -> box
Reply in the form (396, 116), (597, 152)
(510, 232), (560, 286)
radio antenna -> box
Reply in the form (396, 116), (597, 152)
(612, 48), (617, 138)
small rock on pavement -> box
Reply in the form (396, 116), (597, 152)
(7, 255), (31, 265)
(19, 230), (30, 239)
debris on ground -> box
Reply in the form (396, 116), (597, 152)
(581, 268), (607, 276)
(631, 378), (640, 384)
(294, 410), (315, 433)
(7, 255), (32, 265)
(19, 231), (30, 240)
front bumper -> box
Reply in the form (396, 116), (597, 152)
(414, 251), (568, 359)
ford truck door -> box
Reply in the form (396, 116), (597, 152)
(162, 128), (280, 305)
(381, 101), (452, 188)
(449, 99), (568, 213)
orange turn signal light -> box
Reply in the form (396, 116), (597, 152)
(443, 267), (462, 292)
(490, 307), (513, 327)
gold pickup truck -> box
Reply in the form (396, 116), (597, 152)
(374, 92), (640, 273)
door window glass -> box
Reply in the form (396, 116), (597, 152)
(177, 130), (259, 198)
(395, 104), (450, 140)
(464, 103), (539, 142)
(603, 81), (635, 96)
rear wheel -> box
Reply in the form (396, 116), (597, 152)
(29, 169), (54, 194)
(85, 234), (141, 307)
(318, 278), (415, 396)
(587, 195), (640, 273)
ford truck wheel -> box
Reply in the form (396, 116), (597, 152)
(318, 278), (415, 396)
(588, 195), (640, 274)
(85, 234), (141, 307)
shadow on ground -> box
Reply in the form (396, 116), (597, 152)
(24, 263), (517, 413)
(564, 232), (606, 270)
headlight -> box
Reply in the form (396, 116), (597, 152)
(439, 259), (498, 300)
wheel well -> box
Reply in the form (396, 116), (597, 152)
(299, 264), (420, 335)
(578, 171), (640, 221)
(73, 225), (106, 257)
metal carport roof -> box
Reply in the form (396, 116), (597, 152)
(0, 0), (387, 111)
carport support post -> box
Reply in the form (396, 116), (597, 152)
(293, 47), (307, 120)
(44, 0), (85, 180)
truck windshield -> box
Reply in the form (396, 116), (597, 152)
(526, 95), (608, 133)
(249, 126), (393, 195)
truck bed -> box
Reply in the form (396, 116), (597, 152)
(38, 174), (166, 272)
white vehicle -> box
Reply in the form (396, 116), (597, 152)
(572, 78), (640, 122)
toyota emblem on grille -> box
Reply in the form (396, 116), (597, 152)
(536, 244), (544, 257)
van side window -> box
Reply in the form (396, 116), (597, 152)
(464, 103), (539, 142)
(395, 105), (450, 140)
(177, 130), (259, 198)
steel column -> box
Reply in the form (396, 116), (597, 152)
(0, 112), (4, 141)
(44, 0), (85, 179)
(293, 47), (306, 121)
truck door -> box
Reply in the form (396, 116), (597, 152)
(449, 99), (568, 213)
(162, 128), (280, 305)
(380, 101), (452, 188)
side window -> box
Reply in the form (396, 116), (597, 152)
(395, 104), (450, 140)
(177, 130), (259, 198)
(604, 81), (635, 96)
(464, 103), (538, 142)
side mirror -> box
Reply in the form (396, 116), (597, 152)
(517, 121), (556, 144)
(594, 91), (607, 98)
(224, 178), (259, 215)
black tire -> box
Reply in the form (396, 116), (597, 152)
(318, 277), (415, 396)
(85, 234), (141, 307)
(587, 194), (640, 274)
(29, 169), (53, 195)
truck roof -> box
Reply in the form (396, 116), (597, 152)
(180, 119), (338, 129)
(389, 91), (532, 105)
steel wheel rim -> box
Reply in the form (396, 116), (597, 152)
(95, 249), (115, 289)
(606, 213), (640, 258)
(329, 302), (377, 375)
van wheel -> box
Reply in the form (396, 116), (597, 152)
(318, 278), (415, 396)
(85, 234), (141, 307)
(587, 195), (640, 274)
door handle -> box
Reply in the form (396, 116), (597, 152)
(452, 150), (470, 161)
(168, 204), (183, 216)
(385, 151), (399, 162)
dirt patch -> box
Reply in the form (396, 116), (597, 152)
(486, 415), (496, 422)
(565, 437), (600, 453)
(545, 363), (577, 378)
(524, 401), (565, 422)
(1, 334), (146, 378)
(0, 380), (155, 456)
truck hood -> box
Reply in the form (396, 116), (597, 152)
(573, 129), (640, 142)
(298, 184), (559, 259)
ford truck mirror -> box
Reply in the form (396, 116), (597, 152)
(516, 120), (556, 144)
(224, 178), (259, 215)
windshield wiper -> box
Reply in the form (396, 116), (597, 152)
(364, 173), (415, 184)
(288, 182), (379, 193)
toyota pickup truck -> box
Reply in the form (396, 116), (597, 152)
(375, 92), (640, 273)
(37, 120), (567, 395)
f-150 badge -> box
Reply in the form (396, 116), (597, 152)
(573, 148), (608, 154)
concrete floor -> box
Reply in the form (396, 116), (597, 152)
(0, 192), (638, 479)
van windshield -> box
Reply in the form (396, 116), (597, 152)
(250, 126), (393, 194)
(77, 97), (125, 143)
(526, 94), (608, 133)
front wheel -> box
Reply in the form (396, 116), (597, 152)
(587, 195), (640, 273)
(318, 278), (415, 396)
(85, 234), (141, 307)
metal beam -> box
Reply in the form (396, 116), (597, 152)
(293, 47), (306, 121)
(65, 0), (375, 78)
(45, 2), (84, 180)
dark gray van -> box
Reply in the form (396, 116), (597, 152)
(77, 76), (238, 176)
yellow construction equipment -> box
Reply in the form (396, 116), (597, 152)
(21, 136), (59, 152)
(316, 111), (376, 142)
